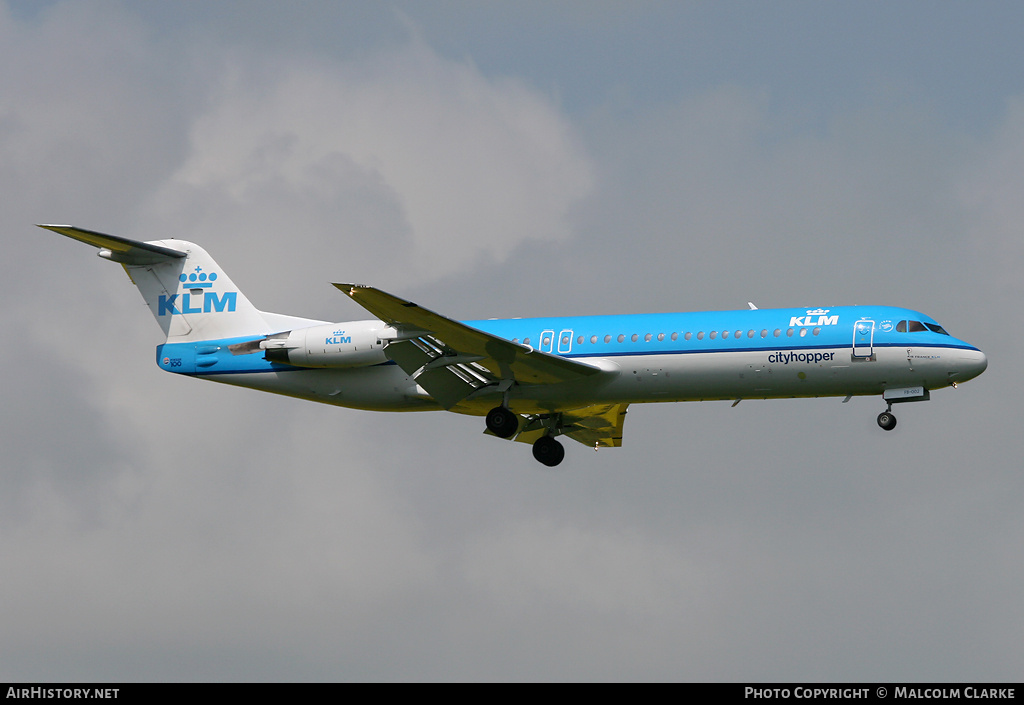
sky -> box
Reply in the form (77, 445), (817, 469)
(2, 0), (1022, 682)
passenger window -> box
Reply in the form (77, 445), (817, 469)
(604, 335), (611, 343)
(697, 331), (704, 340)
(799, 328), (808, 337)
(617, 334), (625, 343)
(577, 336), (584, 345)
(590, 335), (597, 344)
(645, 333), (653, 342)
(722, 330), (729, 339)
(657, 333), (664, 341)
(774, 329), (781, 337)
(524, 338), (531, 346)
(761, 329), (768, 338)
(671, 332), (679, 341)
(631, 334), (639, 342)
(683, 332), (691, 341)
(543, 336), (552, 346)
(812, 327), (821, 336)
(710, 331), (717, 340)
(786, 328), (794, 337)
(736, 330), (743, 339)
(748, 330), (755, 338)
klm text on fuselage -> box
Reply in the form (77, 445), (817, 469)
(789, 311), (839, 327)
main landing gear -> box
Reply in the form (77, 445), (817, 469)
(485, 405), (518, 438)
(486, 405), (566, 467)
(532, 435), (565, 467)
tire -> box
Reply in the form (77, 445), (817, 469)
(877, 412), (897, 431)
(532, 436), (565, 466)
(486, 406), (518, 438)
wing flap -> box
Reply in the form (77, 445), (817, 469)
(561, 403), (629, 448)
(509, 403), (629, 449)
(384, 338), (488, 409)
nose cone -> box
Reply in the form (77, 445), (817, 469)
(951, 348), (987, 383)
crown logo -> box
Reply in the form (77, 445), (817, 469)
(806, 308), (829, 316)
(179, 266), (219, 288)
(333, 329), (346, 336)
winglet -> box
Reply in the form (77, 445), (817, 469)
(37, 224), (186, 265)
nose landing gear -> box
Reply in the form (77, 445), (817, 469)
(875, 388), (930, 431)
(877, 404), (897, 431)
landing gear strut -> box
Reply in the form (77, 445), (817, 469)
(485, 406), (519, 438)
(532, 436), (565, 467)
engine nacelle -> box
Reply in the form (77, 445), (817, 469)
(263, 320), (388, 368)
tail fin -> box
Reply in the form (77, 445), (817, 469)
(39, 225), (274, 342)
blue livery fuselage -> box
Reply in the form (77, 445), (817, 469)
(155, 304), (986, 414)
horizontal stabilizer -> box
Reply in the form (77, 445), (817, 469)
(37, 224), (186, 265)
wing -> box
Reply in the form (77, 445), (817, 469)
(508, 403), (629, 449)
(334, 283), (602, 409)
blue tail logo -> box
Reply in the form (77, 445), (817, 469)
(158, 267), (237, 316)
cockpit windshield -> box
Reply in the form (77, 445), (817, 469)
(896, 320), (949, 335)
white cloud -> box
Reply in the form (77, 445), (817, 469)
(143, 38), (593, 294)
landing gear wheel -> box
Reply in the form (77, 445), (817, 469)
(877, 411), (897, 431)
(532, 436), (565, 467)
(486, 406), (518, 438)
